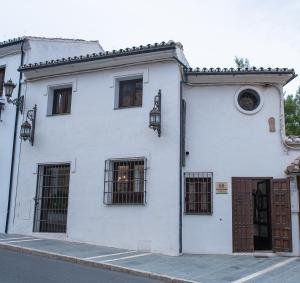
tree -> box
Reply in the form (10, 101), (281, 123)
(234, 56), (250, 68)
(284, 87), (300, 136)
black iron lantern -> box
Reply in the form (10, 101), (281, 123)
(0, 100), (5, 122)
(20, 105), (37, 146)
(3, 79), (23, 113)
(149, 89), (161, 137)
(20, 120), (31, 140)
(4, 79), (16, 98)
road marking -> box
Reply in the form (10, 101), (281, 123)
(84, 251), (136, 260)
(0, 237), (33, 242)
(5, 238), (43, 244)
(101, 253), (151, 263)
(232, 257), (297, 283)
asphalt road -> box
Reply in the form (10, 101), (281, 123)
(0, 249), (162, 283)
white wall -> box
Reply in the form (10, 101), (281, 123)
(12, 61), (182, 255)
(0, 52), (21, 233)
(182, 83), (300, 254)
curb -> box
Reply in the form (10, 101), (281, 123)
(0, 243), (199, 283)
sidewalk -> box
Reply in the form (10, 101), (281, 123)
(0, 234), (299, 283)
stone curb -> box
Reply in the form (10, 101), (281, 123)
(0, 243), (199, 283)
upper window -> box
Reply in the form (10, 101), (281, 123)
(104, 158), (146, 205)
(118, 78), (143, 108)
(52, 87), (72, 115)
(184, 172), (213, 214)
(0, 68), (5, 97)
(237, 89), (260, 112)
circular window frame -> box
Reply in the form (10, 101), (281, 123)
(234, 86), (264, 115)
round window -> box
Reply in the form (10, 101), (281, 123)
(237, 89), (261, 112)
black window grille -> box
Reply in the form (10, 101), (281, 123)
(118, 78), (143, 108)
(104, 158), (146, 205)
(33, 163), (70, 233)
(184, 172), (213, 214)
(52, 87), (72, 115)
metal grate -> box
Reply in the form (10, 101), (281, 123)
(33, 164), (70, 233)
(104, 158), (146, 205)
(184, 172), (213, 214)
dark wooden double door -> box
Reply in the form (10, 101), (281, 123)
(232, 177), (292, 252)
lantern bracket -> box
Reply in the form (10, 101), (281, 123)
(149, 89), (161, 137)
(6, 96), (24, 114)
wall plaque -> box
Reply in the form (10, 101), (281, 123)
(216, 182), (228, 194)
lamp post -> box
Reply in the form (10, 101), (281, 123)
(149, 89), (161, 137)
(4, 79), (24, 113)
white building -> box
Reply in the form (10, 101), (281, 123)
(2, 39), (300, 256)
(0, 37), (102, 233)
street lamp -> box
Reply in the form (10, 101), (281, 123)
(4, 79), (24, 113)
(149, 89), (161, 137)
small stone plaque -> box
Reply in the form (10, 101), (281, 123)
(216, 182), (228, 194)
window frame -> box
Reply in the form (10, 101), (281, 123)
(115, 77), (143, 109)
(184, 172), (213, 215)
(234, 86), (264, 115)
(103, 158), (147, 205)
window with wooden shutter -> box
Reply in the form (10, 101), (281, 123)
(52, 87), (72, 115)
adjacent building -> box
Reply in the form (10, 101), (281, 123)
(1, 38), (300, 256)
(0, 37), (102, 233)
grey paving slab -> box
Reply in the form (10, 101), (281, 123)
(247, 258), (300, 283)
(0, 236), (130, 258)
(110, 254), (286, 283)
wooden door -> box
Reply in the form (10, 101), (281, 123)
(232, 178), (254, 252)
(271, 178), (292, 252)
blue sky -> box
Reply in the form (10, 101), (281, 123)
(2, 0), (299, 94)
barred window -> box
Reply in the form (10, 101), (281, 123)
(184, 172), (213, 214)
(33, 164), (70, 233)
(104, 158), (146, 205)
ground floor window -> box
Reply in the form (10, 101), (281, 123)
(184, 172), (213, 214)
(104, 158), (146, 205)
(33, 163), (70, 233)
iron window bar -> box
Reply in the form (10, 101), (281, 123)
(104, 158), (147, 205)
(33, 163), (70, 233)
(184, 172), (213, 215)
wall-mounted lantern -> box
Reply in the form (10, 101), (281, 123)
(20, 105), (37, 146)
(0, 100), (5, 122)
(149, 89), (161, 137)
(4, 79), (24, 114)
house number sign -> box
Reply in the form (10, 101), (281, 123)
(216, 182), (228, 194)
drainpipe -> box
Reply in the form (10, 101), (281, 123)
(179, 80), (183, 254)
(5, 40), (25, 233)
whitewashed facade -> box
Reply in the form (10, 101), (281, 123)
(2, 39), (300, 256)
(0, 37), (102, 233)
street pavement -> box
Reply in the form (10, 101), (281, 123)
(0, 248), (162, 283)
(0, 234), (300, 283)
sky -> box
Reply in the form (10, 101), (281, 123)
(1, 0), (299, 95)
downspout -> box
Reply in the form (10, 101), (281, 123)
(179, 79), (183, 254)
(5, 40), (25, 233)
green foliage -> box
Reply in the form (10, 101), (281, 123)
(234, 56), (250, 68)
(284, 87), (300, 136)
